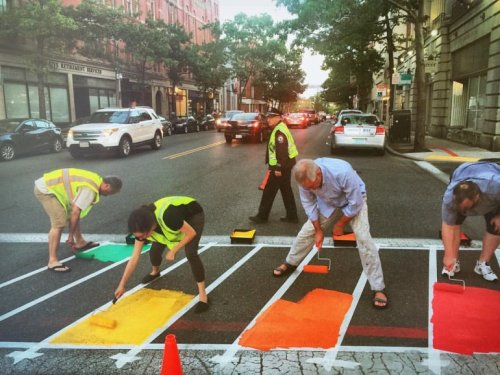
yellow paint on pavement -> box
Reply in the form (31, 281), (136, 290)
(50, 289), (193, 345)
(424, 155), (478, 162)
(163, 141), (225, 160)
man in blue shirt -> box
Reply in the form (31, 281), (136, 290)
(441, 161), (500, 281)
(273, 158), (387, 309)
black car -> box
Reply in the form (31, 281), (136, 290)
(159, 116), (173, 136)
(173, 116), (200, 133)
(199, 114), (215, 130)
(223, 112), (269, 143)
(0, 118), (63, 161)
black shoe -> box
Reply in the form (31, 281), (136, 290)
(280, 216), (299, 223)
(194, 299), (210, 313)
(249, 215), (267, 223)
(141, 272), (160, 284)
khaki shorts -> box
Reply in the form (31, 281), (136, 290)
(34, 186), (67, 228)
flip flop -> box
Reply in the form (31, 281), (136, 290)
(373, 290), (388, 309)
(74, 242), (100, 251)
(48, 264), (71, 273)
(272, 263), (296, 277)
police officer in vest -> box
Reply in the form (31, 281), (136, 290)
(115, 196), (209, 313)
(34, 168), (122, 273)
(249, 108), (299, 224)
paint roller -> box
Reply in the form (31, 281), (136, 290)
(88, 297), (118, 329)
(303, 246), (331, 274)
(435, 275), (465, 294)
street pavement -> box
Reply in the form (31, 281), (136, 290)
(1, 131), (499, 374)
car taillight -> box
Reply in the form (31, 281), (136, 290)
(375, 126), (385, 135)
(251, 121), (259, 127)
(332, 126), (344, 134)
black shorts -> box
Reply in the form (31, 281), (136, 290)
(456, 209), (500, 235)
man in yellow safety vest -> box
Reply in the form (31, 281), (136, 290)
(34, 168), (122, 272)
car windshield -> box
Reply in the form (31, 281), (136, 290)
(0, 120), (22, 132)
(231, 113), (257, 121)
(89, 111), (130, 124)
(343, 115), (378, 125)
(224, 111), (243, 119)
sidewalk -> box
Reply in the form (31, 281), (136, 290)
(387, 135), (500, 162)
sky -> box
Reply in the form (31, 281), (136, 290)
(217, 0), (328, 98)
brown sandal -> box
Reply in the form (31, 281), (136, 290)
(273, 263), (296, 277)
(373, 290), (388, 309)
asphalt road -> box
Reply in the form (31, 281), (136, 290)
(0, 123), (498, 374)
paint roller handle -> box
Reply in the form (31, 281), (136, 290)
(312, 245), (321, 253)
(112, 297), (117, 304)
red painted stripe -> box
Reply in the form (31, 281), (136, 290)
(347, 325), (428, 339)
(428, 145), (459, 157)
(170, 320), (428, 339)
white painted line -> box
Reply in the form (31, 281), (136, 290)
(211, 248), (318, 368)
(111, 243), (265, 369)
(423, 246), (442, 374)
(7, 242), (217, 364)
(307, 272), (366, 371)
(413, 161), (450, 184)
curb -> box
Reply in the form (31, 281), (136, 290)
(386, 144), (423, 161)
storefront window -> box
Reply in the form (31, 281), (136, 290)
(466, 74), (486, 132)
(49, 87), (69, 122)
(89, 88), (99, 113)
(28, 84), (40, 118)
(99, 90), (109, 108)
(450, 81), (466, 128)
(4, 82), (29, 118)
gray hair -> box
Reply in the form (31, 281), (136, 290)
(293, 159), (318, 184)
(103, 176), (122, 193)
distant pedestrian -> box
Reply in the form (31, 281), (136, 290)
(249, 108), (299, 223)
(441, 161), (500, 281)
(115, 196), (209, 313)
(273, 158), (388, 309)
(34, 169), (122, 272)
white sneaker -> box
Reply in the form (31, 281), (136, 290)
(441, 260), (460, 277)
(474, 261), (498, 282)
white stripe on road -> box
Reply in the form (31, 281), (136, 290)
(162, 141), (225, 160)
(413, 160), (450, 184)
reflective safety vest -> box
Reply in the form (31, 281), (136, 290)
(268, 122), (298, 167)
(43, 168), (102, 218)
(148, 196), (195, 247)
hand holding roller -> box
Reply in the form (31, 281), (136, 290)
(303, 245), (331, 274)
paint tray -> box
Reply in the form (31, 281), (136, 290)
(230, 229), (256, 244)
(333, 232), (356, 247)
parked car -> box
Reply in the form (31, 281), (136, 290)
(330, 113), (386, 155)
(159, 116), (173, 136)
(199, 114), (216, 130)
(284, 113), (309, 129)
(301, 109), (319, 125)
(333, 109), (363, 127)
(216, 110), (244, 132)
(66, 106), (163, 158)
(0, 118), (63, 161)
(223, 112), (269, 143)
(173, 116), (200, 133)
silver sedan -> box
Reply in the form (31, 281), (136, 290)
(330, 113), (386, 155)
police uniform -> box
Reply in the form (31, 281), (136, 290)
(252, 119), (298, 222)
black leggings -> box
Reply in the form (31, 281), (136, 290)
(149, 211), (205, 282)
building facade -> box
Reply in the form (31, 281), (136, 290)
(0, 0), (220, 126)
(373, 0), (500, 151)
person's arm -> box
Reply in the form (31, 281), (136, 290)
(66, 205), (82, 248)
(311, 219), (324, 249)
(333, 214), (352, 236)
(114, 240), (144, 299)
(274, 130), (289, 176)
(299, 186), (320, 221)
(165, 221), (196, 261)
(441, 222), (461, 271)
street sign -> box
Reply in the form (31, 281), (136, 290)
(424, 60), (438, 73)
(376, 83), (387, 98)
(399, 73), (412, 85)
(391, 73), (400, 85)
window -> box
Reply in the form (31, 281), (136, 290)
(466, 74), (486, 132)
(4, 82), (29, 118)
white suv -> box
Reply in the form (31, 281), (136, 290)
(66, 107), (163, 158)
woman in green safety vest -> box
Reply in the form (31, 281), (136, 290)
(114, 196), (209, 313)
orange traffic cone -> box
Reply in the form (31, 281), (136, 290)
(160, 334), (182, 375)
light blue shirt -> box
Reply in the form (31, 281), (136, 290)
(442, 162), (500, 224)
(299, 158), (366, 221)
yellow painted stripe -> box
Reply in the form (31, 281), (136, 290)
(50, 289), (193, 345)
(424, 155), (479, 162)
(163, 141), (226, 160)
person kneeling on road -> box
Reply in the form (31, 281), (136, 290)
(114, 196), (209, 313)
(273, 158), (388, 309)
(441, 161), (500, 282)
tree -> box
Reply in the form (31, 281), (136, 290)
(221, 13), (277, 109)
(0, 0), (77, 119)
(190, 22), (231, 114)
